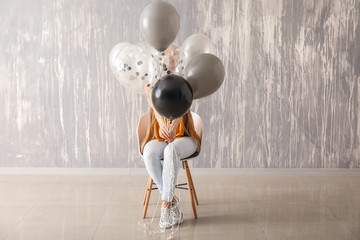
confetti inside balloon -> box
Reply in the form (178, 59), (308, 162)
(149, 44), (185, 87)
(109, 43), (156, 93)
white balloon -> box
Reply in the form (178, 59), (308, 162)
(109, 43), (156, 93)
(182, 33), (215, 64)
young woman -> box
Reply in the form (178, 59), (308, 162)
(142, 83), (201, 228)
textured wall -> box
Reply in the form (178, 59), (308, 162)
(0, 0), (359, 168)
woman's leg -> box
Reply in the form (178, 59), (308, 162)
(172, 136), (198, 159)
(142, 139), (167, 194)
(162, 137), (197, 202)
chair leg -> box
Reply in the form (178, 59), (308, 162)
(184, 161), (198, 219)
(143, 176), (151, 206)
(142, 177), (153, 219)
(183, 161), (199, 205)
(187, 165), (199, 206)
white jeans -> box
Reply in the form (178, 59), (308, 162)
(142, 137), (197, 202)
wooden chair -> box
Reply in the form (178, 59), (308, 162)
(137, 111), (203, 219)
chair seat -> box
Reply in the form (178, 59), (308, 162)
(159, 151), (199, 161)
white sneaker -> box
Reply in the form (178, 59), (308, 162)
(159, 207), (172, 229)
(170, 196), (184, 226)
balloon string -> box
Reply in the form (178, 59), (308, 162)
(137, 183), (166, 238)
(163, 117), (182, 239)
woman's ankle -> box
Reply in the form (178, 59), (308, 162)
(161, 200), (171, 208)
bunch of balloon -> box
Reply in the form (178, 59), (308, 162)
(109, 1), (225, 118)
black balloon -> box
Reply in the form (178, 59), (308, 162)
(151, 74), (193, 120)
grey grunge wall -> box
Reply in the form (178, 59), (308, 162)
(1, 0), (359, 168)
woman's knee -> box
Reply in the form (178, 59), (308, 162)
(172, 137), (197, 158)
(143, 141), (164, 161)
(143, 147), (155, 159)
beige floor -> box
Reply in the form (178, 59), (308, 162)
(0, 170), (359, 240)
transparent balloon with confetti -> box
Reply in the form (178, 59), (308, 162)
(149, 43), (186, 87)
(109, 42), (157, 93)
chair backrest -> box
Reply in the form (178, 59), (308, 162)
(137, 111), (203, 156)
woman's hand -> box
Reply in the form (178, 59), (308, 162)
(167, 127), (176, 143)
(164, 118), (180, 143)
(159, 124), (177, 143)
(159, 125), (170, 142)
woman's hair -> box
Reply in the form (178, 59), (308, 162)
(140, 107), (201, 154)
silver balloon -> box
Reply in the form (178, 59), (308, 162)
(139, 1), (180, 52)
(184, 53), (225, 99)
(182, 34), (215, 65)
(109, 43), (156, 93)
(149, 44), (186, 87)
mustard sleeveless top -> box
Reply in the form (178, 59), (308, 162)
(154, 117), (185, 141)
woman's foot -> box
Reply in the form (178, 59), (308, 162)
(159, 207), (172, 229)
(159, 201), (172, 229)
(170, 195), (184, 226)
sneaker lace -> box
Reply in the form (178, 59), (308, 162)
(160, 207), (170, 223)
